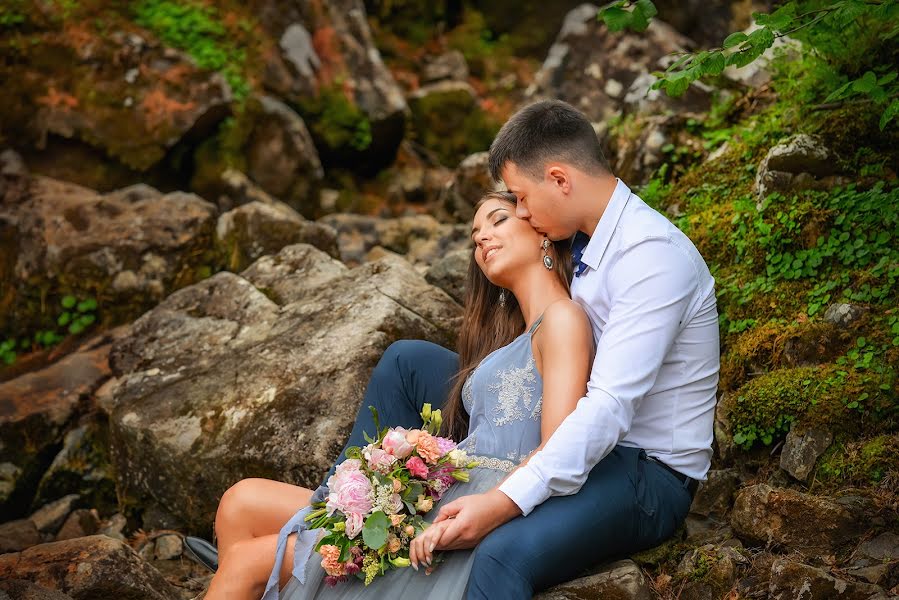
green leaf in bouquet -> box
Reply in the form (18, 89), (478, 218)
(368, 406), (382, 437)
(362, 511), (390, 550)
(402, 481), (423, 503)
(339, 541), (351, 563)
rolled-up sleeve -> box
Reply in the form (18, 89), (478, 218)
(498, 236), (701, 515)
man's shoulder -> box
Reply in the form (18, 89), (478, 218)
(615, 194), (708, 268)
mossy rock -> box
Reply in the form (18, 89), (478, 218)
(814, 433), (899, 489)
(408, 81), (500, 167)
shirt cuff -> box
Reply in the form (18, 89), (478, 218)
(498, 465), (552, 516)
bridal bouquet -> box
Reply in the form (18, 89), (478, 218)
(304, 404), (477, 586)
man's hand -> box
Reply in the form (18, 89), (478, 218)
(428, 489), (522, 551)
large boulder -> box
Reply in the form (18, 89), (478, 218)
(215, 200), (339, 272)
(441, 151), (501, 223)
(768, 558), (891, 599)
(526, 4), (712, 123)
(0, 25), (230, 174)
(0, 535), (180, 600)
(104, 244), (461, 531)
(730, 484), (866, 557)
(252, 0), (407, 169)
(535, 559), (654, 599)
(754, 134), (847, 202)
(0, 176), (219, 338)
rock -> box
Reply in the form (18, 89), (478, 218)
(318, 214), (470, 267)
(408, 81), (499, 167)
(730, 484), (865, 556)
(253, 0), (406, 168)
(98, 513), (127, 541)
(652, 0), (770, 48)
(244, 96), (323, 211)
(32, 418), (116, 516)
(28, 495), (79, 535)
(755, 134), (847, 202)
(213, 169), (280, 212)
(0, 32), (230, 173)
(0, 535), (180, 600)
(768, 558), (890, 599)
(54, 509), (100, 542)
(441, 151), (500, 222)
(690, 469), (740, 519)
(526, 5), (711, 122)
(153, 534), (183, 561)
(780, 424), (833, 481)
(422, 50), (470, 84)
(535, 559), (653, 599)
(684, 515), (734, 546)
(425, 248), (471, 304)
(824, 303), (868, 328)
(677, 544), (749, 600)
(846, 532), (899, 587)
(0, 176), (219, 338)
(0, 519), (41, 554)
(215, 200), (339, 272)
(0, 579), (74, 600)
(105, 244), (461, 530)
(0, 328), (126, 518)
(612, 114), (704, 186)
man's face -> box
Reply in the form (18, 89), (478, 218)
(501, 161), (578, 241)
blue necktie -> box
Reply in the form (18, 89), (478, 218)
(571, 232), (590, 277)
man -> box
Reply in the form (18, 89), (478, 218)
(186, 99), (719, 598)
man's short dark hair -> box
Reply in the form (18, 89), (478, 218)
(488, 100), (610, 182)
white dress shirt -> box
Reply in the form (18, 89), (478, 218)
(498, 179), (720, 516)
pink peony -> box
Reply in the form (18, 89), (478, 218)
(435, 436), (456, 454)
(365, 447), (398, 474)
(326, 467), (373, 516)
(382, 428), (414, 458)
(345, 512), (364, 539)
(416, 432), (443, 464)
(405, 456), (429, 478)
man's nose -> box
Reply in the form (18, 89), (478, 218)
(515, 203), (530, 219)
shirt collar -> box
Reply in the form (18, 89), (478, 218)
(579, 179), (631, 271)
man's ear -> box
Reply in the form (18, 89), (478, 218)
(546, 165), (571, 194)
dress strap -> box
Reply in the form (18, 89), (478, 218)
(527, 314), (545, 335)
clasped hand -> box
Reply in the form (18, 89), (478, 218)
(408, 490), (521, 570)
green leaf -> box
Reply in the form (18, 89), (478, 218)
(723, 32), (749, 49)
(69, 322), (85, 335)
(79, 314), (96, 327)
(635, 0), (657, 18)
(600, 6), (631, 31)
(852, 71), (878, 93)
(76, 298), (97, 313)
(879, 99), (899, 131)
(58, 312), (71, 326)
(362, 511), (390, 550)
(630, 7), (649, 32)
(824, 81), (852, 103)
(705, 51), (726, 75)
(877, 72), (897, 86)
(61, 295), (76, 309)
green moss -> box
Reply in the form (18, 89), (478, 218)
(0, 0), (27, 29)
(815, 434), (899, 488)
(294, 86), (372, 156)
(724, 362), (896, 450)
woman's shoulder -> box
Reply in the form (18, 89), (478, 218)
(538, 299), (590, 341)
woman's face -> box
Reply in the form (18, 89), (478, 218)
(470, 196), (544, 287)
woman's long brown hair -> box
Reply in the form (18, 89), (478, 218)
(441, 191), (574, 441)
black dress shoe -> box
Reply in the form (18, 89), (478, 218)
(183, 536), (219, 572)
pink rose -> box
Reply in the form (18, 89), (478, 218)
(345, 512), (364, 539)
(327, 469), (372, 516)
(382, 429), (414, 458)
(405, 456), (428, 478)
(365, 447), (398, 474)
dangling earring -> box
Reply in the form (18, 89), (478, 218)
(499, 289), (507, 307)
(541, 238), (554, 270)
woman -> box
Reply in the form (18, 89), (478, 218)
(204, 191), (594, 599)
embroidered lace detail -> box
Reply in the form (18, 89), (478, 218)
(469, 455), (516, 473)
(462, 374), (474, 413)
(489, 356), (542, 426)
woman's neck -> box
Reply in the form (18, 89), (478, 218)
(508, 268), (569, 329)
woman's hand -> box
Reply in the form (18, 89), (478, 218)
(409, 519), (450, 571)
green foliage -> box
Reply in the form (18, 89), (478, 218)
(597, 0), (658, 33)
(0, 295), (99, 367)
(816, 434), (899, 485)
(0, 0), (26, 28)
(296, 87), (372, 154)
(133, 0), (250, 100)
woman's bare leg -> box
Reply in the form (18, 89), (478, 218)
(205, 531), (298, 600)
(213, 478), (313, 563)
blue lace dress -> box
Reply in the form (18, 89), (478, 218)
(267, 317), (545, 600)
